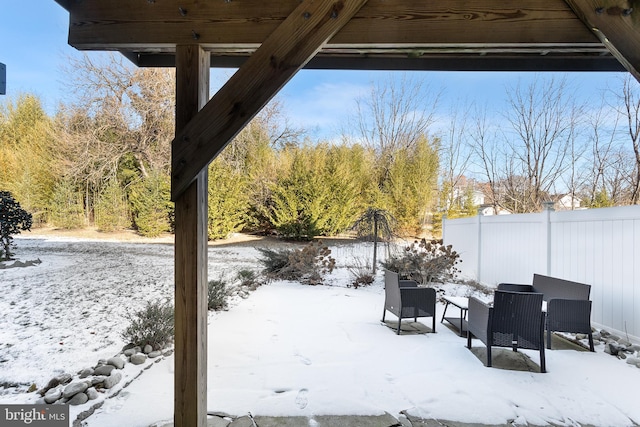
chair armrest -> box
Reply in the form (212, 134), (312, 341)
(467, 297), (492, 343)
(498, 283), (533, 293)
(546, 298), (592, 334)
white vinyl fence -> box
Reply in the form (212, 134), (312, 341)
(442, 205), (640, 342)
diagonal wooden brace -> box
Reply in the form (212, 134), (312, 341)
(564, 0), (640, 82)
(171, 0), (369, 200)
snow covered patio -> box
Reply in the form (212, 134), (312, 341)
(1, 235), (640, 426)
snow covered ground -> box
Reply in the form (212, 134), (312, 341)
(1, 232), (640, 426)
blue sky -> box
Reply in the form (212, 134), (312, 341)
(1, 1), (630, 141)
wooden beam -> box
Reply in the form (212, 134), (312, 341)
(64, 0), (600, 49)
(173, 45), (209, 427)
(564, 0), (640, 82)
(171, 0), (368, 199)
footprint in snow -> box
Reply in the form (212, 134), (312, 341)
(295, 388), (309, 409)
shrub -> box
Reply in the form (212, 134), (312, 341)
(257, 240), (336, 285)
(94, 179), (131, 232)
(121, 299), (174, 350)
(208, 278), (230, 311)
(0, 191), (32, 261)
(236, 269), (260, 291)
(128, 172), (173, 237)
(381, 238), (461, 285)
(346, 256), (375, 289)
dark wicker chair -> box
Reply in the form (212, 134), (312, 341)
(382, 269), (436, 335)
(467, 290), (546, 373)
(498, 274), (594, 351)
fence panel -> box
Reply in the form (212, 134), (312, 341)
(443, 205), (640, 341)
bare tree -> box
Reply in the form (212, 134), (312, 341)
(579, 96), (621, 207)
(469, 105), (503, 213)
(353, 73), (440, 153)
(439, 101), (474, 215)
(501, 75), (583, 212)
(58, 53), (175, 182)
(619, 75), (640, 204)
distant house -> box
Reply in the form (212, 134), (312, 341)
(552, 194), (583, 211)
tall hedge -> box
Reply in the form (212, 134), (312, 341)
(128, 171), (173, 237)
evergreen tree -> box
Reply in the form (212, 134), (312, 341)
(49, 179), (85, 229)
(94, 178), (131, 232)
(207, 159), (249, 240)
(128, 171), (173, 237)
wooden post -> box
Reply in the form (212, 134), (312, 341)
(173, 45), (209, 427)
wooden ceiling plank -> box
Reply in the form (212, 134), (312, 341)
(170, 0), (368, 200)
(564, 0), (640, 81)
(65, 0), (600, 49)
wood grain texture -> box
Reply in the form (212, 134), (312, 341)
(171, 0), (368, 199)
(564, 0), (640, 82)
(64, 0), (600, 49)
(173, 45), (209, 427)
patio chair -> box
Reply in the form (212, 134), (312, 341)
(467, 290), (546, 373)
(382, 269), (436, 335)
(498, 274), (594, 351)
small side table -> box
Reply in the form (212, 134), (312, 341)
(441, 296), (469, 336)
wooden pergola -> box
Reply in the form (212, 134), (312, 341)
(53, 1), (640, 425)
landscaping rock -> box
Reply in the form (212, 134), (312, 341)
(79, 368), (94, 379)
(94, 365), (116, 376)
(148, 350), (162, 359)
(63, 381), (89, 398)
(86, 387), (99, 400)
(107, 356), (125, 369)
(91, 376), (106, 385)
(123, 348), (137, 357)
(143, 344), (153, 354)
(103, 372), (122, 389)
(130, 353), (147, 365)
(44, 388), (62, 404)
(68, 392), (88, 406)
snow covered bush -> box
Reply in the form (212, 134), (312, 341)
(257, 240), (336, 285)
(381, 238), (461, 285)
(121, 299), (174, 350)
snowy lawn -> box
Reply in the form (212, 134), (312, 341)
(1, 233), (639, 426)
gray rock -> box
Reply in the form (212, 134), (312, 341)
(44, 388), (62, 404)
(592, 331), (602, 340)
(91, 376), (107, 385)
(63, 381), (89, 398)
(103, 372), (122, 389)
(576, 333), (587, 340)
(143, 344), (153, 354)
(86, 387), (99, 400)
(130, 353), (147, 365)
(107, 356), (125, 369)
(79, 368), (94, 379)
(148, 350), (162, 359)
(123, 348), (137, 357)
(626, 357), (640, 366)
(44, 373), (72, 391)
(94, 365), (116, 376)
(68, 392), (88, 406)
(630, 344), (640, 352)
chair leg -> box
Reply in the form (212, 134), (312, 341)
(432, 315), (436, 333)
(546, 328), (552, 349)
(588, 332), (595, 352)
(381, 308), (386, 322)
(466, 331), (472, 349)
(396, 318), (401, 335)
(540, 347), (546, 373)
(486, 345), (492, 367)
